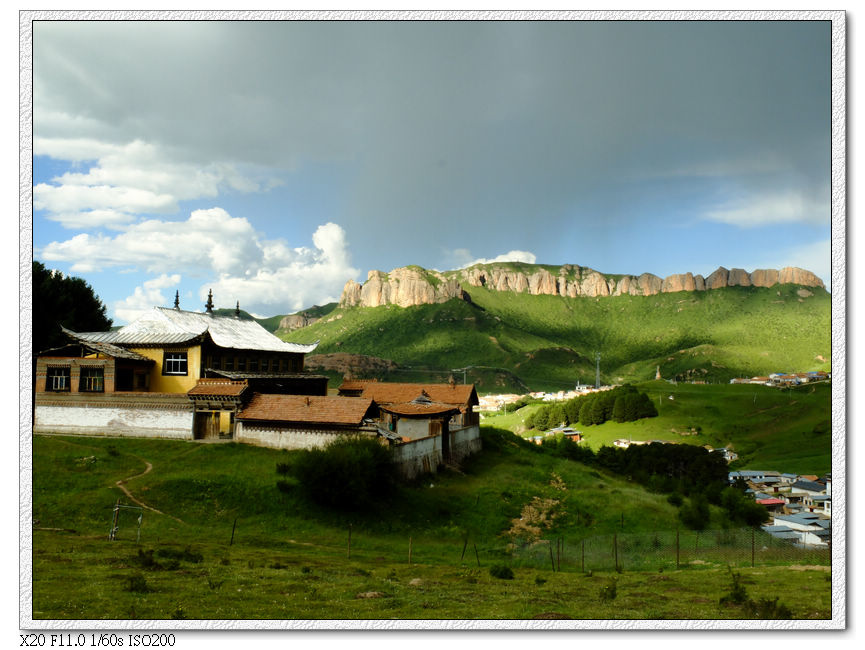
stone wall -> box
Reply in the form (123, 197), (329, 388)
(390, 424), (481, 479)
(234, 423), (378, 450)
(34, 394), (193, 439)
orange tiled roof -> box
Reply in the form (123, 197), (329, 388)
(188, 379), (249, 397)
(238, 394), (375, 426)
(380, 401), (461, 417)
(338, 379), (379, 392)
(358, 382), (478, 407)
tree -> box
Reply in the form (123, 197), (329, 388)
(32, 261), (112, 354)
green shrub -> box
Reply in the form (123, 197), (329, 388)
(489, 564), (515, 580)
(679, 495), (710, 530)
(750, 597), (793, 620)
(289, 436), (396, 511)
(598, 579), (617, 602)
(126, 574), (150, 593)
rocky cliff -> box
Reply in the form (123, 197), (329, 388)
(339, 266), (470, 308)
(279, 311), (322, 332)
(338, 263), (825, 308)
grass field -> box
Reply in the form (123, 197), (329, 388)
(483, 381), (832, 475)
(30, 429), (831, 621)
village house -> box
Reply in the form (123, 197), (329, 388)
(336, 379), (482, 477)
(34, 293), (323, 440)
(234, 394), (379, 449)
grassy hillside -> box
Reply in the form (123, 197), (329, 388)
(31, 431), (830, 620)
(483, 381), (832, 475)
(283, 284), (830, 392)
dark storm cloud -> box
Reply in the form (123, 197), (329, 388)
(35, 19), (831, 278)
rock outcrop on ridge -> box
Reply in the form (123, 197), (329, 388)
(338, 263), (825, 309)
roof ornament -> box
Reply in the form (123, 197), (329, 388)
(205, 289), (214, 315)
(234, 301), (241, 318)
(174, 290), (180, 310)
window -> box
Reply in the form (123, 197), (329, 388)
(46, 366), (70, 392)
(249, 359), (258, 372)
(163, 352), (188, 376)
(238, 357), (247, 372)
(80, 367), (104, 392)
(224, 357), (234, 371)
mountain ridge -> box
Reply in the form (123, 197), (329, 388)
(338, 262), (825, 309)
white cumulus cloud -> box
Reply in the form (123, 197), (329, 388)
(41, 211), (359, 318)
(34, 137), (267, 230)
(114, 273), (182, 323)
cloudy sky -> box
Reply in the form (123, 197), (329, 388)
(31, 18), (833, 322)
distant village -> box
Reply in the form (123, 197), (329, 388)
(731, 470), (832, 549)
(729, 371), (830, 386)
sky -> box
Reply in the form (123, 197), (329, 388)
(30, 18), (834, 323)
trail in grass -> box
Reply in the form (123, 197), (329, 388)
(115, 456), (185, 524)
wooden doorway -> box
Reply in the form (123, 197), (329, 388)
(193, 411), (220, 440)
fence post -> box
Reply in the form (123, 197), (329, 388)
(613, 533), (619, 572)
(581, 539), (585, 573)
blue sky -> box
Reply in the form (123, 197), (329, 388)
(31, 18), (833, 323)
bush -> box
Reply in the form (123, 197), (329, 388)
(489, 564), (515, 580)
(126, 574), (151, 593)
(288, 436), (396, 511)
(598, 579), (617, 602)
(679, 495), (710, 530)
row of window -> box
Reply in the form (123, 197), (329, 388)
(205, 354), (298, 374)
(46, 367), (103, 392)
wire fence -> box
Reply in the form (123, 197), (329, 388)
(506, 528), (831, 573)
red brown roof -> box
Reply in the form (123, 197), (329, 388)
(238, 394), (376, 426)
(380, 402), (461, 417)
(338, 379), (379, 392)
(188, 379), (249, 397)
(356, 382), (478, 407)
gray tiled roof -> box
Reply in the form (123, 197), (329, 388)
(67, 307), (318, 354)
(792, 479), (825, 493)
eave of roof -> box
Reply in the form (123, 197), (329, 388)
(65, 307), (319, 354)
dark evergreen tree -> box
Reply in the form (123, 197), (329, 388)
(578, 396), (596, 425)
(32, 260), (112, 354)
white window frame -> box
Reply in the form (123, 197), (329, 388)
(163, 351), (189, 376)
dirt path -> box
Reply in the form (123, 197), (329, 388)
(115, 456), (184, 524)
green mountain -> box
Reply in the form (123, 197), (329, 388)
(276, 262), (829, 393)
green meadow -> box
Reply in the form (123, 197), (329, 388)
(31, 429), (830, 621)
(283, 284), (830, 393)
(486, 381), (831, 475)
